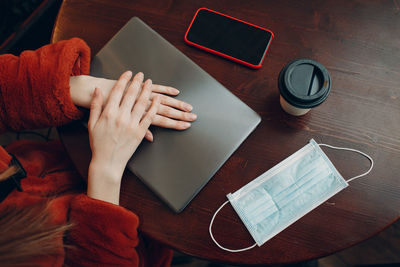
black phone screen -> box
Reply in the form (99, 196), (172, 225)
(185, 9), (273, 66)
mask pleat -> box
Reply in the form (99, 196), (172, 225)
(261, 150), (320, 197)
(235, 153), (328, 226)
(272, 162), (331, 207)
(246, 166), (332, 227)
(251, 170), (337, 243)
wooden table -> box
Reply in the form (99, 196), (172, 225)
(53, 0), (400, 265)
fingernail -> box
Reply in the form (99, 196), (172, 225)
(145, 131), (153, 142)
(183, 122), (191, 128)
(172, 88), (180, 94)
(189, 113), (197, 120)
(126, 70), (133, 76)
(185, 104), (193, 111)
(138, 72), (144, 78)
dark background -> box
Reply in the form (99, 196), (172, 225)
(0, 0), (62, 55)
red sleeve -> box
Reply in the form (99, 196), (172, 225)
(65, 194), (173, 267)
(0, 38), (90, 133)
(0, 146), (12, 172)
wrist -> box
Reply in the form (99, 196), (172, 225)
(88, 158), (124, 185)
(87, 159), (123, 205)
(69, 75), (95, 108)
(69, 75), (117, 108)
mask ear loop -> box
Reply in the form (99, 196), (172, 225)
(209, 200), (257, 252)
(318, 143), (374, 183)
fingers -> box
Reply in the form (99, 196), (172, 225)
(88, 88), (103, 130)
(151, 93), (193, 112)
(98, 71), (195, 134)
(132, 79), (153, 124)
(158, 105), (197, 122)
(105, 71), (132, 110)
(152, 114), (191, 130)
(144, 130), (154, 142)
(151, 84), (180, 95)
(120, 72), (144, 112)
(140, 96), (160, 131)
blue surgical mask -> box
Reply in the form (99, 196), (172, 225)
(209, 139), (374, 252)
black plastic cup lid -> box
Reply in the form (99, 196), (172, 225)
(278, 59), (331, 109)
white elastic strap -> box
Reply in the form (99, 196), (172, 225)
(209, 200), (257, 253)
(318, 143), (374, 183)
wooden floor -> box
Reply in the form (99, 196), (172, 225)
(1, 130), (399, 266)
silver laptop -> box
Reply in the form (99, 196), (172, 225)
(90, 17), (261, 213)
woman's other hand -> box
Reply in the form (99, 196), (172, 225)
(69, 75), (197, 141)
(87, 71), (160, 205)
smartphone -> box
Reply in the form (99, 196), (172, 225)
(184, 8), (274, 69)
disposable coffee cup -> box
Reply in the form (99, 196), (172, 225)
(278, 59), (331, 116)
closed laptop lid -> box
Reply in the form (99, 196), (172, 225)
(90, 17), (261, 212)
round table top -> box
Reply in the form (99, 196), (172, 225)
(54, 0), (400, 265)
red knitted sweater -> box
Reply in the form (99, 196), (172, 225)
(0, 38), (172, 266)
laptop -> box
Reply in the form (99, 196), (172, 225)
(90, 17), (261, 213)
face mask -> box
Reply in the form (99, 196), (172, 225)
(209, 139), (374, 253)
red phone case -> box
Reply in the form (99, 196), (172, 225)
(184, 7), (274, 69)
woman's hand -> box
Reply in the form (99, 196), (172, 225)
(87, 71), (160, 205)
(69, 75), (197, 141)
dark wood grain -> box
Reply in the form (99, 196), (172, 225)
(54, 0), (400, 265)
